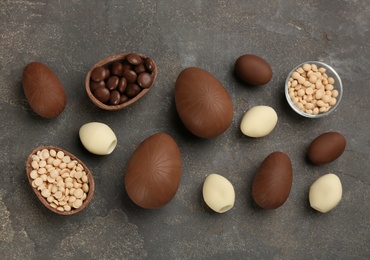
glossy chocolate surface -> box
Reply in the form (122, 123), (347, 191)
(235, 54), (272, 86)
(308, 132), (346, 165)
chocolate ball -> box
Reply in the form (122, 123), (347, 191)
(93, 87), (110, 103)
(91, 67), (106, 82)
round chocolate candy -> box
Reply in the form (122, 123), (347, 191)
(106, 76), (119, 91)
(90, 80), (105, 92)
(120, 94), (129, 104)
(144, 58), (155, 72)
(123, 70), (137, 83)
(121, 61), (132, 71)
(137, 72), (153, 89)
(126, 83), (141, 98)
(134, 64), (146, 74)
(91, 67), (106, 82)
(109, 90), (121, 105)
(127, 53), (142, 65)
(110, 62), (123, 77)
(93, 87), (110, 103)
(117, 77), (127, 93)
(104, 68), (110, 80)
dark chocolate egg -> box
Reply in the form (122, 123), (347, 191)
(22, 62), (66, 119)
(125, 133), (182, 209)
(308, 132), (346, 165)
(175, 67), (234, 138)
(252, 152), (293, 209)
(234, 54), (272, 86)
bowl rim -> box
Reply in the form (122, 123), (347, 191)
(85, 53), (157, 111)
(285, 61), (343, 118)
(26, 145), (95, 215)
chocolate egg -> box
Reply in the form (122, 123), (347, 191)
(175, 67), (234, 138)
(234, 54), (272, 86)
(22, 62), (66, 119)
(125, 133), (182, 209)
(252, 152), (293, 209)
(308, 132), (346, 165)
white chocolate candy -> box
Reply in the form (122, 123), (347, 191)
(79, 122), (117, 155)
(309, 173), (342, 213)
(202, 174), (235, 213)
(240, 105), (278, 138)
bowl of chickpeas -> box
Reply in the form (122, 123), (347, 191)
(285, 61), (343, 118)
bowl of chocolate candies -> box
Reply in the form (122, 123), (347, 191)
(285, 61), (343, 118)
(86, 53), (157, 110)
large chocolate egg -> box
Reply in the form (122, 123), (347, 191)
(175, 67), (234, 138)
(22, 62), (66, 119)
(252, 152), (293, 209)
(125, 133), (182, 209)
(308, 132), (346, 165)
(234, 54), (272, 86)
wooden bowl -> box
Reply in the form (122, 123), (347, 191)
(85, 53), (157, 110)
(26, 146), (95, 215)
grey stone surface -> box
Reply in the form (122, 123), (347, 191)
(1, 0), (369, 259)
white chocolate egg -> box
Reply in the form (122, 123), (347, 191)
(202, 174), (235, 213)
(79, 122), (117, 155)
(240, 105), (278, 138)
(309, 173), (342, 213)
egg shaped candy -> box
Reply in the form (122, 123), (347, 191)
(308, 132), (346, 165)
(125, 133), (182, 209)
(22, 62), (66, 118)
(240, 105), (278, 138)
(252, 152), (293, 209)
(203, 174), (235, 213)
(79, 122), (117, 155)
(309, 173), (342, 213)
(175, 67), (234, 138)
(234, 54), (272, 86)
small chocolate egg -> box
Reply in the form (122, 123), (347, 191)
(22, 62), (66, 119)
(252, 152), (293, 209)
(308, 132), (346, 165)
(175, 67), (234, 138)
(235, 54), (272, 86)
(125, 133), (182, 209)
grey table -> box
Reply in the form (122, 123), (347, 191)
(1, 1), (369, 259)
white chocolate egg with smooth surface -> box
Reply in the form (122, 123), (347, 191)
(309, 173), (342, 213)
(240, 105), (278, 138)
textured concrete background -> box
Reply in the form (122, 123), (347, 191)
(1, 0), (369, 259)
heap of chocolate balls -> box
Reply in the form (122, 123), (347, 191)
(90, 53), (155, 105)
